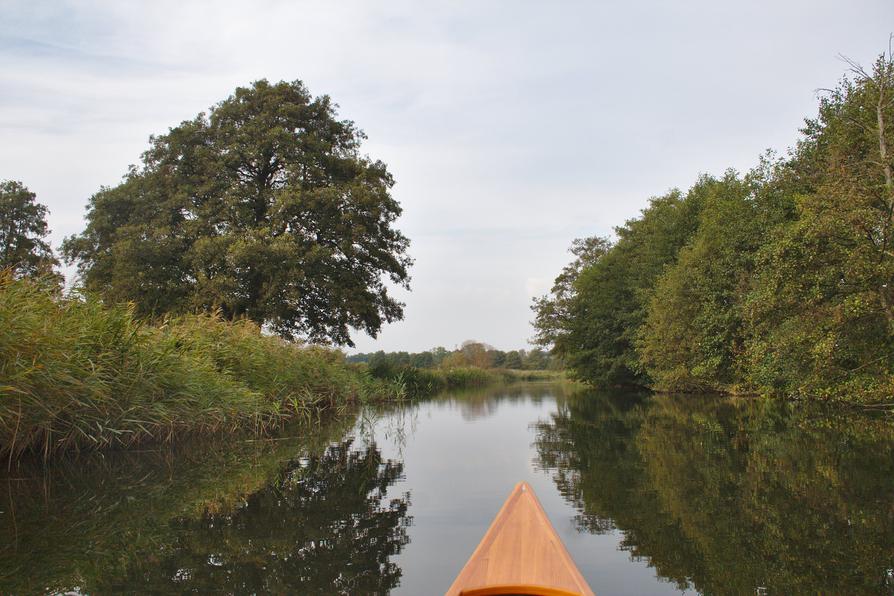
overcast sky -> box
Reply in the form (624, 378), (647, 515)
(1, 1), (891, 352)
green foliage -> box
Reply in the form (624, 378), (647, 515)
(62, 80), (411, 346)
(349, 341), (565, 398)
(742, 54), (894, 402)
(364, 360), (502, 397)
(0, 180), (59, 278)
(638, 167), (795, 392)
(541, 48), (894, 402)
(348, 344), (559, 371)
(354, 343), (566, 396)
(548, 189), (704, 386)
(0, 273), (402, 459)
(502, 349), (524, 369)
(532, 236), (611, 348)
(439, 366), (502, 388)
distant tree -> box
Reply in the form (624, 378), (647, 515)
(345, 352), (371, 364)
(531, 236), (611, 350)
(460, 340), (493, 368)
(409, 351), (434, 368)
(430, 346), (449, 366)
(440, 351), (467, 368)
(0, 180), (58, 277)
(366, 351), (392, 376)
(554, 190), (704, 386)
(522, 348), (550, 370)
(503, 350), (523, 369)
(488, 349), (506, 368)
(63, 80), (412, 345)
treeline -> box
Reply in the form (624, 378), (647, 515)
(348, 341), (559, 370)
(346, 342), (562, 396)
(534, 52), (894, 403)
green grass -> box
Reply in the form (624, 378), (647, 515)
(0, 272), (403, 459)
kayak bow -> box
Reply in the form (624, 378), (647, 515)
(445, 482), (595, 596)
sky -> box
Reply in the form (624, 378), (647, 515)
(1, 1), (892, 353)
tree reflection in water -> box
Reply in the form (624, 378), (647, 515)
(99, 440), (411, 594)
(1, 434), (410, 595)
(534, 392), (894, 595)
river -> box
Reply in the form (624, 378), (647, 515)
(2, 383), (893, 594)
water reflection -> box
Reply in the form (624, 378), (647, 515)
(3, 386), (894, 595)
(534, 391), (894, 594)
(0, 419), (410, 594)
(101, 440), (410, 594)
(433, 383), (575, 422)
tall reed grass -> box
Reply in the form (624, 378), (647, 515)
(0, 272), (402, 460)
(366, 360), (506, 397)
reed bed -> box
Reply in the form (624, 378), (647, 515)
(0, 272), (402, 460)
(367, 361), (509, 397)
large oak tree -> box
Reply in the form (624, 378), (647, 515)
(64, 80), (412, 345)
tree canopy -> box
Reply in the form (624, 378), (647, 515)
(743, 53), (894, 399)
(0, 180), (58, 277)
(533, 187), (704, 387)
(63, 80), (412, 345)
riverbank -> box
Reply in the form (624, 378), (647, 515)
(1, 274), (549, 461)
(364, 362), (568, 397)
(0, 273), (408, 460)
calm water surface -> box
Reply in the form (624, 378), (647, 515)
(2, 384), (893, 594)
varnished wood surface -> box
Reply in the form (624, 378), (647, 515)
(445, 482), (595, 596)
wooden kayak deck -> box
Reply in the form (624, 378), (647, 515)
(445, 482), (595, 596)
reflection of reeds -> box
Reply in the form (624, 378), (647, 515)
(0, 272), (403, 459)
(0, 414), (357, 594)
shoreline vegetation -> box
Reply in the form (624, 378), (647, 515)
(0, 273), (558, 461)
(0, 272), (395, 460)
(533, 51), (894, 405)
